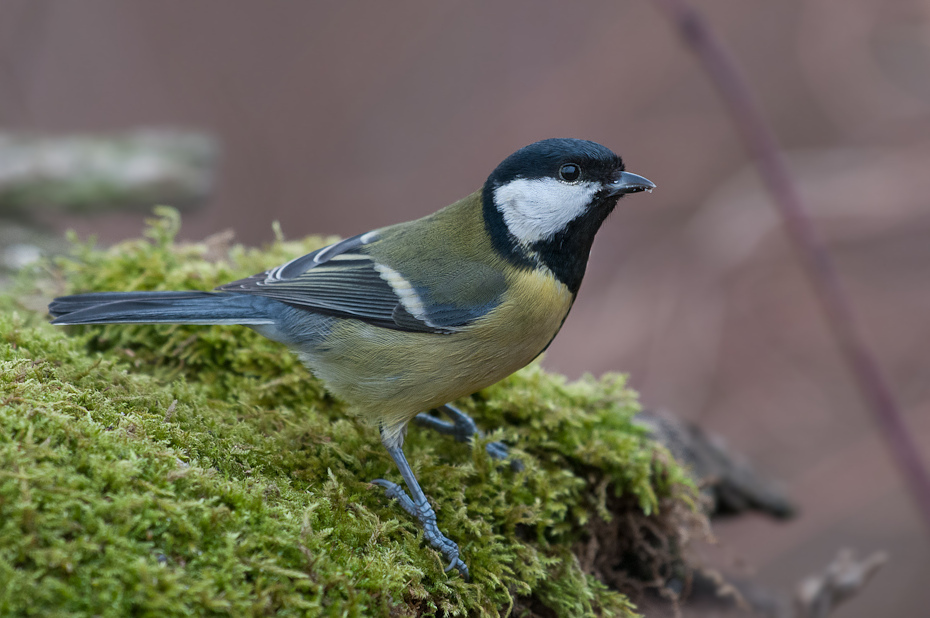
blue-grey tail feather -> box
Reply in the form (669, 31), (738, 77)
(49, 291), (277, 326)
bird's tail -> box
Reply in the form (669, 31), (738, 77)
(49, 290), (277, 326)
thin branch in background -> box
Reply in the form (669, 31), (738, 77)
(651, 0), (930, 531)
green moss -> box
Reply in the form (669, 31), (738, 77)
(0, 208), (697, 617)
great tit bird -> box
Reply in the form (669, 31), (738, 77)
(49, 138), (654, 579)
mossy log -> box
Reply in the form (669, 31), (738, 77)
(0, 209), (700, 617)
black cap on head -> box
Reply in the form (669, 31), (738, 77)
(483, 139), (644, 295)
(485, 138), (625, 188)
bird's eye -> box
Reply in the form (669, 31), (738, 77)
(559, 163), (581, 183)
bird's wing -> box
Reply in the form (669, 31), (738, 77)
(216, 232), (504, 334)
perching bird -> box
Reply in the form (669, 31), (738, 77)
(49, 138), (654, 579)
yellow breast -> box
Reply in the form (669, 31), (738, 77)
(301, 265), (575, 434)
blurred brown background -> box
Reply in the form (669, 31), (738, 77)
(2, 1), (929, 615)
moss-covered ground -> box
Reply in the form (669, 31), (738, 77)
(0, 209), (698, 617)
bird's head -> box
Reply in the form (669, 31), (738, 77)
(482, 138), (654, 292)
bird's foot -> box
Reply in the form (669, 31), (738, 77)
(414, 405), (518, 466)
(371, 479), (469, 579)
(484, 439), (510, 461)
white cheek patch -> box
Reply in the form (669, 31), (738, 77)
(494, 177), (599, 244)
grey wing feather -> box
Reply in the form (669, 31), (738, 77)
(217, 233), (458, 333)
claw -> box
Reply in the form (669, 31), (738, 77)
(484, 440), (523, 471)
(371, 479), (416, 512)
(372, 475), (470, 580)
(485, 440), (509, 460)
(420, 405), (520, 471)
(446, 558), (470, 580)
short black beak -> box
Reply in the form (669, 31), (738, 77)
(607, 171), (656, 196)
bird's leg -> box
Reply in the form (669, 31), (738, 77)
(414, 403), (510, 461)
(371, 427), (469, 579)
